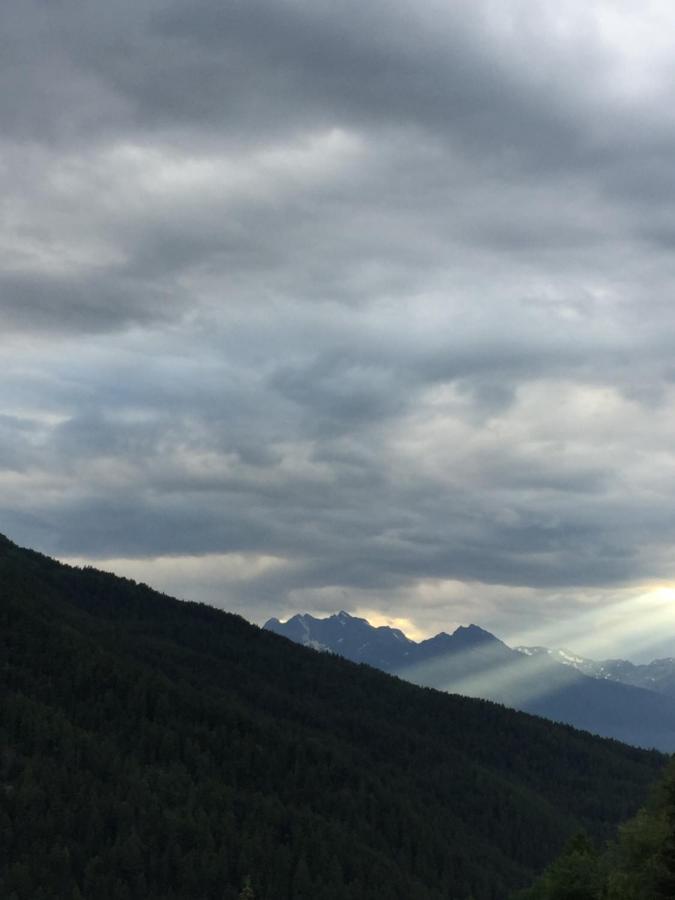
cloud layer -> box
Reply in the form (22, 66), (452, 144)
(4, 0), (675, 657)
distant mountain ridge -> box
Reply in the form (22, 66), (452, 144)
(264, 610), (414, 669)
(516, 644), (675, 699)
(264, 611), (499, 671)
(265, 611), (675, 751)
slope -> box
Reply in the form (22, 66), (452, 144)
(1, 535), (664, 900)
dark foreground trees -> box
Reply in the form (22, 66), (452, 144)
(515, 758), (675, 899)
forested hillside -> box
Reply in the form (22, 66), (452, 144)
(0, 535), (665, 900)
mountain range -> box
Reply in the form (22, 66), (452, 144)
(516, 644), (675, 698)
(2, 533), (666, 899)
(265, 611), (675, 751)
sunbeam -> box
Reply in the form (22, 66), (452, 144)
(503, 586), (675, 662)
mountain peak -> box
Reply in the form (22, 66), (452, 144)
(452, 623), (499, 642)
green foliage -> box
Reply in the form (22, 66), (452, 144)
(238, 876), (256, 899)
(515, 760), (675, 899)
(0, 533), (664, 900)
(514, 833), (603, 900)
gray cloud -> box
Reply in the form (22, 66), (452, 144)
(3, 0), (675, 656)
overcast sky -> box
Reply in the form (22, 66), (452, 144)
(4, 0), (675, 660)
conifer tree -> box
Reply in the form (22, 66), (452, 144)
(238, 875), (256, 899)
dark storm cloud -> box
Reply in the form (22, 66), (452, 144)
(3, 0), (675, 649)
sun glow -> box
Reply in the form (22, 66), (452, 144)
(354, 609), (428, 641)
(505, 585), (675, 662)
(390, 584), (675, 710)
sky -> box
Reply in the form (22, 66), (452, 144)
(3, 0), (675, 661)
